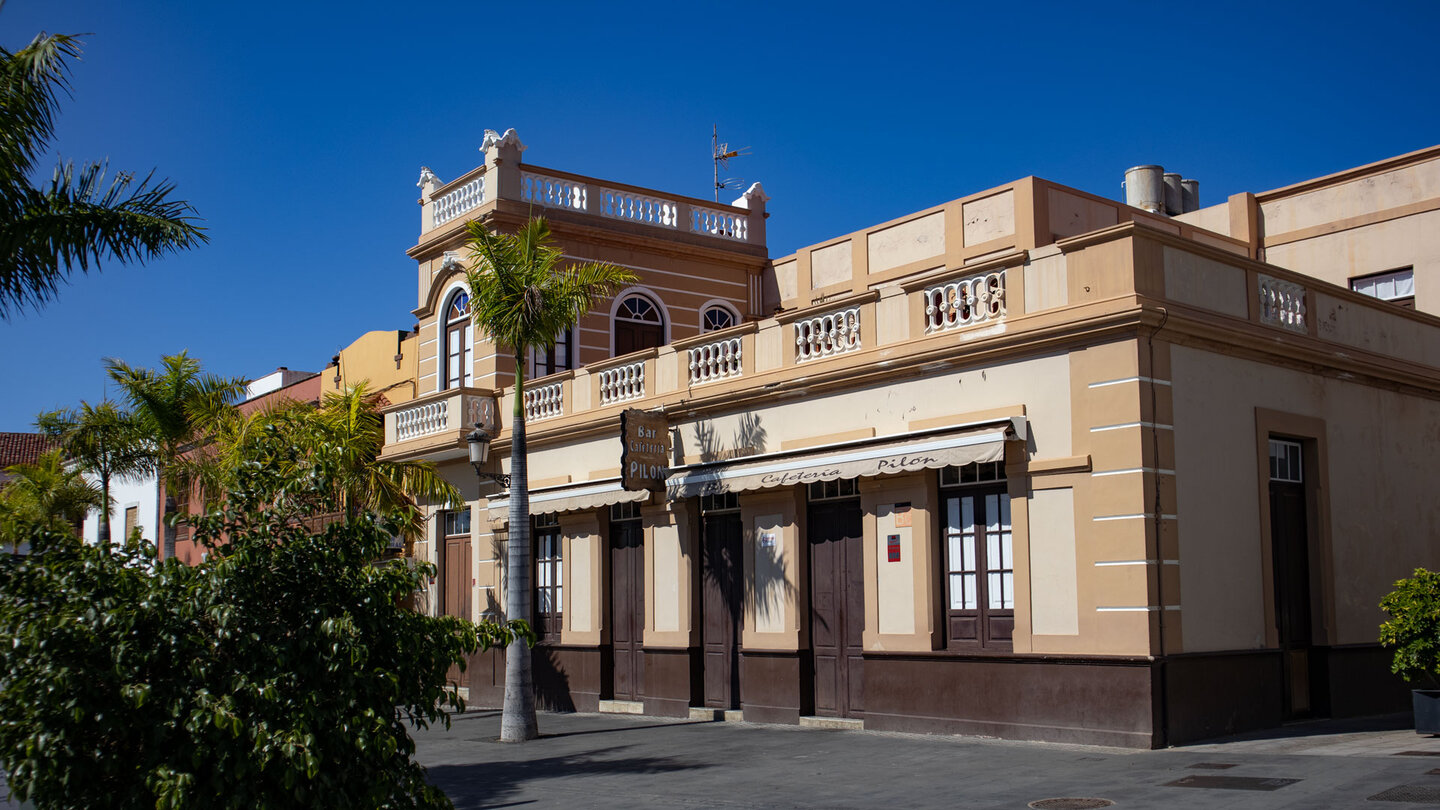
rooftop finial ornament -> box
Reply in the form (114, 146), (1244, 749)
(481, 128), (526, 153)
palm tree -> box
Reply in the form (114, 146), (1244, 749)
(105, 352), (247, 559)
(0, 448), (104, 550)
(35, 402), (149, 544)
(464, 216), (637, 742)
(0, 33), (207, 320)
(198, 384), (460, 544)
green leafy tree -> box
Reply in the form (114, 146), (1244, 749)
(195, 383), (460, 545)
(105, 352), (247, 558)
(0, 423), (528, 808)
(1380, 567), (1440, 688)
(36, 401), (149, 544)
(464, 216), (636, 741)
(0, 448), (102, 549)
(0, 33), (206, 320)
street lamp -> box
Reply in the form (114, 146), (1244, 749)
(466, 423), (511, 488)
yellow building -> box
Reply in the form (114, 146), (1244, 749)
(320, 328), (421, 406)
(380, 132), (1440, 747)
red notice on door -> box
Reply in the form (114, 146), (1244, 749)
(887, 534), (901, 562)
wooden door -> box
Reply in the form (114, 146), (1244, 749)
(702, 512), (744, 709)
(610, 518), (645, 701)
(615, 320), (663, 356)
(809, 498), (864, 718)
(443, 533), (471, 687)
(1271, 479), (1313, 718)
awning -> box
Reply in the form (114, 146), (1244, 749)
(666, 418), (1023, 500)
(486, 478), (648, 521)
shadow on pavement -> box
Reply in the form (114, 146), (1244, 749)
(1173, 711), (1415, 747)
(426, 745), (709, 809)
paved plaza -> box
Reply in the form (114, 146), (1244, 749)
(5, 710), (1437, 807)
(415, 709), (1440, 809)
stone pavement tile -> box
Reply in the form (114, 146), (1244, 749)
(413, 710), (1440, 810)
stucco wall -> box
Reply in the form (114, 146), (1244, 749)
(1171, 344), (1440, 652)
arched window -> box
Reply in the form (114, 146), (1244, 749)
(443, 289), (473, 390)
(614, 293), (665, 356)
(701, 304), (737, 333)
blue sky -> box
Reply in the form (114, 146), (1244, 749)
(2, 0), (1436, 429)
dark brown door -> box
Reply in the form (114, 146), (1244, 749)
(809, 498), (864, 718)
(610, 517), (645, 701)
(615, 321), (663, 356)
(443, 533), (471, 687)
(702, 511), (744, 709)
(1271, 479), (1313, 718)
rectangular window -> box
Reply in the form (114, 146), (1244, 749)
(941, 464), (1013, 650)
(444, 508), (471, 537)
(1351, 267), (1415, 309)
(701, 492), (739, 513)
(533, 329), (573, 378)
(534, 513), (562, 640)
(807, 478), (858, 502)
(123, 506), (139, 540)
(610, 501), (642, 522)
(1269, 439), (1303, 483)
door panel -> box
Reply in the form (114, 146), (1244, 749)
(1270, 481), (1312, 718)
(443, 535), (471, 688)
(610, 519), (645, 701)
(808, 498), (864, 718)
(702, 512), (744, 709)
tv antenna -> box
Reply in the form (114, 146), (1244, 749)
(712, 125), (751, 202)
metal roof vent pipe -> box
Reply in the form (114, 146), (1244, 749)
(1180, 178), (1200, 213)
(1163, 172), (1185, 216)
(1124, 165), (1165, 214)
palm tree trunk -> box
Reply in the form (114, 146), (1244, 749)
(501, 351), (538, 742)
(99, 468), (112, 545)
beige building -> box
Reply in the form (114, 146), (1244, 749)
(380, 133), (1440, 747)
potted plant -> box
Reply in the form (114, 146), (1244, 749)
(1380, 568), (1440, 734)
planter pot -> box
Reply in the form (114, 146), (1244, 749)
(1413, 689), (1440, 735)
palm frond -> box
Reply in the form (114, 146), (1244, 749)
(0, 34), (207, 320)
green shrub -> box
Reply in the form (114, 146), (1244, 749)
(0, 431), (526, 809)
(1379, 567), (1440, 688)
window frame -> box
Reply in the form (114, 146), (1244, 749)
(1350, 266), (1415, 309)
(939, 463), (1014, 652)
(611, 290), (668, 357)
(700, 303), (739, 333)
(530, 328), (574, 379)
(533, 513), (563, 642)
(442, 288), (474, 390)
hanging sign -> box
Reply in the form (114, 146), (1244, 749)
(621, 408), (670, 493)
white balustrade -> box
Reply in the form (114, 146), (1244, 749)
(597, 188), (678, 228)
(795, 306), (861, 362)
(521, 171), (587, 211)
(690, 206), (749, 242)
(923, 270), (1006, 333)
(598, 361), (646, 406)
(432, 175), (485, 228)
(524, 382), (564, 422)
(395, 400), (449, 441)
(1259, 274), (1307, 333)
(687, 337), (743, 386)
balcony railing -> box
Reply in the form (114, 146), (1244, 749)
(1259, 274), (1307, 333)
(598, 360), (646, 406)
(432, 174), (486, 228)
(795, 306), (862, 363)
(384, 389), (498, 453)
(687, 336), (743, 386)
(924, 269), (1006, 333)
(524, 381), (564, 422)
(421, 137), (762, 247)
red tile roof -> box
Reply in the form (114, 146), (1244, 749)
(0, 432), (56, 469)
